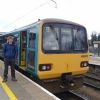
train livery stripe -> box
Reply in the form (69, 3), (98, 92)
(0, 76), (17, 100)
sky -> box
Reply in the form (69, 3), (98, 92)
(0, 0), (100, 39)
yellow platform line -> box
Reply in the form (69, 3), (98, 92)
(0, 76), (17, 100)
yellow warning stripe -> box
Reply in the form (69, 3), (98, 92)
(0, 76), (17, 100)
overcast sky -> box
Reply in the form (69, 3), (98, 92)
(0, 0), (100, 39)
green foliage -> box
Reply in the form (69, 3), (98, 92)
(91, 33), (97, 45)
(98, 33), (100, 41)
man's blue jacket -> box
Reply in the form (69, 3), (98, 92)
(3, 43), (18, 60)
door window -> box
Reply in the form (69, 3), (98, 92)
(27, 28), (36, 69)
(27, 51), (35, 69)
(29, 33), (36, 48)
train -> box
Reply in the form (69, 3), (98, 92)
(0, 18), (89, 93)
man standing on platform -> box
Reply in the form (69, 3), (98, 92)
(3, 35), (17, 82)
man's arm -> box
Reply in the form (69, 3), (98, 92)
(3, 44), (6, 58)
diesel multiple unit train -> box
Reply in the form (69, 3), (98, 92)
(0, 18), (89, 93)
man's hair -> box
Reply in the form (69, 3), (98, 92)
(7, 36), (14, 40)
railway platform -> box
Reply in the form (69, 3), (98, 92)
(0, 60), (60, 100)
(89, 56), (100, 65)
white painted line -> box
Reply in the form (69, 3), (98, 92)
(16, 70), (61, 100)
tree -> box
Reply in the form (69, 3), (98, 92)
(98, 33), (100, 41)
(91, 33), (97, 46)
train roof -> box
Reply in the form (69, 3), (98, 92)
(0, 32), (7, 36)
(8, 18), (85, 33)
(40, 18), (84, 27)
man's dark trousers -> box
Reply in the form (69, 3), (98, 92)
(4, 59), (15, 79)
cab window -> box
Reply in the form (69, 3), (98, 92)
(43, 23), (88, 53)
(73, 28), (87, 51)
(43, 25), (59, 50)
(61, 27), (73, 51)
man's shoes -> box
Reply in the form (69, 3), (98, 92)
(12, 77), (17, 81)
(2, 78), (7, 82)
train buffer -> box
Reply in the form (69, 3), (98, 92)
(0, 60), (60, 100)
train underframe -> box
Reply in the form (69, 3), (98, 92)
(37, 74), (84, 93)
(13, 64), (85, 93)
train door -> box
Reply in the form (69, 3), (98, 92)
(12, 32), (20, 65)
(20, 31), (27, 67)
(26, 28), (37, 73)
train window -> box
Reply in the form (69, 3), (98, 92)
(43, 23), (88, 53)
(43, 25), (59, 50)
(22, 32), (27, 48)
(73, 28), (87, 51)
(27, 51), (35, 69)
(29, 33), (36, 48)
(13, 34), (19, 45)
(61, 27), (73, 51)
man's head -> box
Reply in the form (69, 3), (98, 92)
(7, 36), (14, 44)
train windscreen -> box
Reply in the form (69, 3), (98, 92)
(43, 23), (88, 53)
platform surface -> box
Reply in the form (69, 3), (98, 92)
(0, 60), (60, 100)
(0, 85), (9, 100)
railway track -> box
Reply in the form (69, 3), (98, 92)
(57, 73), (100, 100)
(84, 81), (100, 90)
(55, 91), (84, 100)
(56, 85), (100, 100)
(84, 73), (100, 90)
(69, 90), (87, 100)
(69, 85), (100, 100)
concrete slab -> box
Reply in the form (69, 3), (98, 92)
(0, 85), (9, 100)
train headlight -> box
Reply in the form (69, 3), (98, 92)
(42, 66), (47, 70)
(39, 64), (51, 71)
(81, 61), (88, 67)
